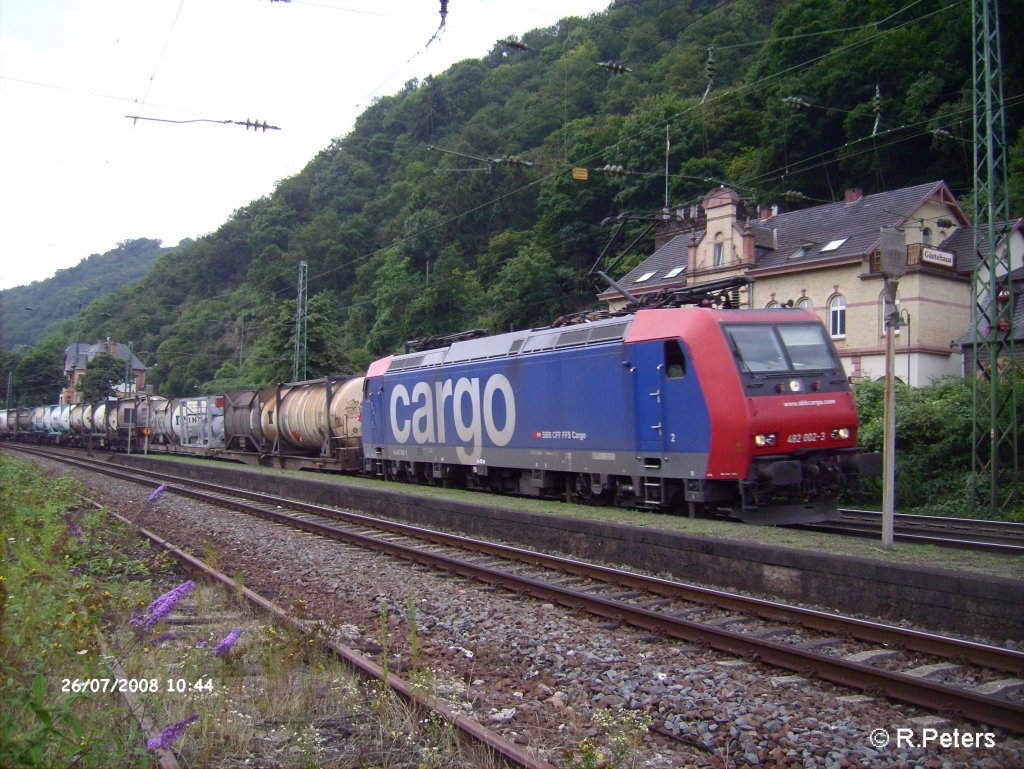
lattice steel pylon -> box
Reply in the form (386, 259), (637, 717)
(292, 260), (308, 382)
(971, 0), (1018, 515)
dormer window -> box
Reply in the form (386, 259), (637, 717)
(789, 242), (814, 259)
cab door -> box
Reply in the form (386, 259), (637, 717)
(366, 377), (388, 452)
(632, 339), (696, 455)
(632, 342), (667, 455)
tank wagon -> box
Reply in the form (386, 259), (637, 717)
(362, 308), (879, 523)
(4, 307), (879, 524)
(217, 377), (362, 470)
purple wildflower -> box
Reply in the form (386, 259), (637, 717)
(65, 514), (84, 538)
(146, 713), (198, 751)
(152, 632), (175, 645)
(148, 484), (167, 503)
(69, 564), (86, 577)
(196, 639), (207, 648)
(211, 627), (241, 657)
(136, 580), (195, 631)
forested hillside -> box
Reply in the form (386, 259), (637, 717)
(0, 238), (166, 349)
(16, 0), (1024, 398)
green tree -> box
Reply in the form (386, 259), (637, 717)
(246, 291), (347, 384)
(405, 245), (485, 338)
(75, 352), (125, 402)
(366, 249), (424, 354)
(1009, 127), (1024, 215)
(850, 376), (1024, 518)
(0, 349), (18, 406)
(11, 335), (66, 406)
(484, 244), (576, 332)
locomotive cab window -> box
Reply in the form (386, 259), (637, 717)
(725, 323), (840, 374)
(725, 326), (788, 372)
(664, 340), (686, 379)
(777, 324), (840, 370)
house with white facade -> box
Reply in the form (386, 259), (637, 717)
(599, 182), (1021, 385)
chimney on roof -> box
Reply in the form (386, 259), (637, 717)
(845, 188), (863, 204)
(742, 220), (755, 266)
(759, 207), (772, 220)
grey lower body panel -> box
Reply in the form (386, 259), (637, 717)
(371, 443), (710, 481)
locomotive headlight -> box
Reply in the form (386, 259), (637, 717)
(788, 380), (803, 392)
(754, 433), (778, 448)
(831, 427), (851, 440)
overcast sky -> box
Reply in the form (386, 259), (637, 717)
(0, 0), (611, 290)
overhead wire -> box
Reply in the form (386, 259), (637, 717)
(130, 0), (187, 125)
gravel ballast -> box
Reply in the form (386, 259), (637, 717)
(24, 453), (1024, 768)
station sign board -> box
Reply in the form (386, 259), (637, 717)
(922, 247), (955, 268)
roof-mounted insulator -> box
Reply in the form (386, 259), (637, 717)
(233, 119), (281, 132)
(702, 47), (715, 103)
(872, 84), (883, 136)
(598, 60), (632, 74)
(491, 155), (533, 167)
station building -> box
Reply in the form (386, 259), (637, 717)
(61, 337), (148, 404)
(599, 181), (1023, 386)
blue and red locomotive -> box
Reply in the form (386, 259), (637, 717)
(362, 307), (879, 524)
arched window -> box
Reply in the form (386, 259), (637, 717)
(828, 294), (846, 339)
(765, 300), (779, 309)
(796, 297), (812, 310)
(922, 228), (933, 246)
(878, 289), (901, 337)
(712, 232), (724, 267)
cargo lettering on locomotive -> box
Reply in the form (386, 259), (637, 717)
(389, 373), (516, 464)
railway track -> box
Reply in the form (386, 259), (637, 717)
(15, 444), (1024, 736)
(75, 472), (555, 769)
(789, 508), (1024, 555)
(12, 439), (1022, 556)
